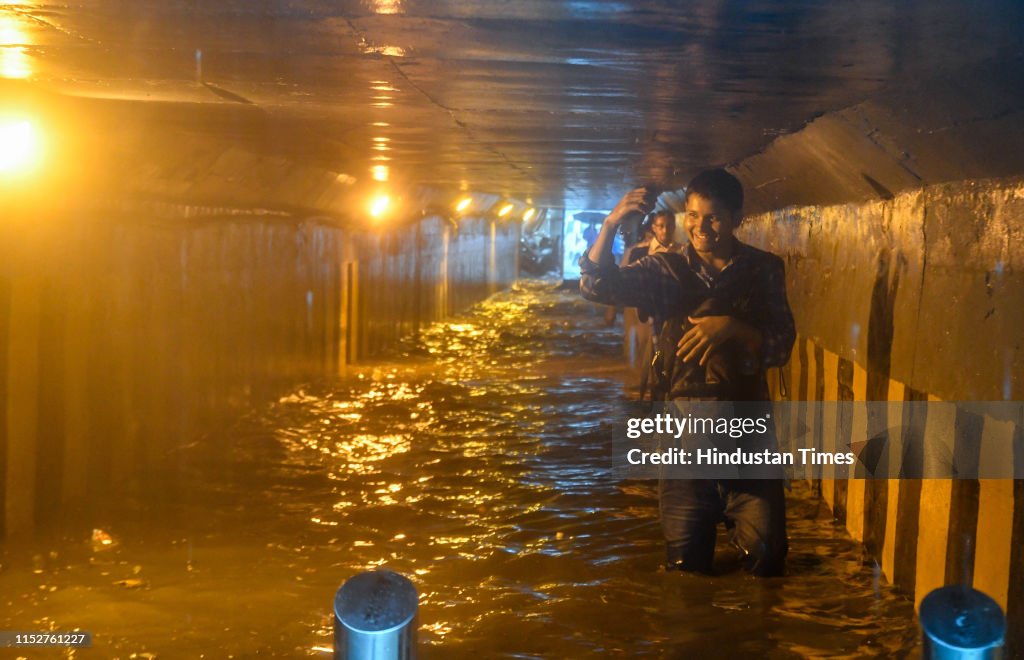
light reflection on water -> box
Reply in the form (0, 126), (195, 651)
(0, 280), (917, 657)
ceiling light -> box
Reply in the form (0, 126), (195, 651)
(455, 197), (472, 213)
(497, 203), (514, 217)
(0, 118), (40, 174)
(0, 17), (31, 79)
(368, 194), (390, 218)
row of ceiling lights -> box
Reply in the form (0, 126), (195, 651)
(0, 112), (545, 228)
(368, 193), (539, 223)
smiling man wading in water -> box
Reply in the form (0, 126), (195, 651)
(579, 169), (796, 576)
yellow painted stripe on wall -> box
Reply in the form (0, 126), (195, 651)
(974, 479), (1013, 610)
(845, 361), (869, 541)
(801, 338), (818, 481)
(775, 337), (801, 456)
(915, 479), (952, 609)
(820, 349), (839, 510)
(973, 415), (1016, 610)
(852, 360), (868, 400)
(822, 350), (839, 401)
(789, 338), (801, 400)
(881, 379), (906, 583)
(915, 394), (954, 610)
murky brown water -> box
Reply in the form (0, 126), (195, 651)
(1, 280), (918, 658)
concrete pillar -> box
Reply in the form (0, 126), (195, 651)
(440, 226), (450, 319)
(61, 276), (91, 513)
(343, 261), (360, 365)
(33, 282), (66, 528)
(336, 261), (348, 374)
(106, 232), (136, 493)
(4, 275), (41, 536)
(488, 220), (498, 295)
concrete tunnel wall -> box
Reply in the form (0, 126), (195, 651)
(0, 208), (518, 541)
(734, 56), (1024, 217)
(739, 176), (1024, 651)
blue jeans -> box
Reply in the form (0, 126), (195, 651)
(659, 478), (788, 576)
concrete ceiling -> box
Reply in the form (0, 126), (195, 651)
(2, 0), (1023, 210)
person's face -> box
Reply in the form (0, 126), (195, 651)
(651, 215), (674, 245)
(684, 193), (740, 254)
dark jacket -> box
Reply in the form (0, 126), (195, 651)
(579, 241), (795, 400)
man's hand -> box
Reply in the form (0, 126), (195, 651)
(606, 186), (658, 226)
(588, 186), (658, 267)
(676, 315), (738, 366)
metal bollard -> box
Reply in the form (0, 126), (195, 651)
(920, 585), (1005, 659)
(334, 569), (418, 660)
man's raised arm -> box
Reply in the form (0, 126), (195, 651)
(586, 187), (654, 267)
(579, 187), (661, 307)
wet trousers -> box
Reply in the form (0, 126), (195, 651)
(659, 478), (788, 576)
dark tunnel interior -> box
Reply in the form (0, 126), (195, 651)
(1, 0), (1023, 656)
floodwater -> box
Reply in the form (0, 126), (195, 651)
(1, 280), (918, 658)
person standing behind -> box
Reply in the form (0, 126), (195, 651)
(579, 170), (795, 576)
(621, 211), (679, 393)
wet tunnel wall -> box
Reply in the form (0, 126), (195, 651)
(0, 208), (518, 540)
(740, 176), (1024, 649)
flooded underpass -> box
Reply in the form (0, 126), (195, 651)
(0, 280), (918, 658)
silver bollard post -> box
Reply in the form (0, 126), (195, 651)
(920, 585), (1005, 659)
(334, 569), (418, 660)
